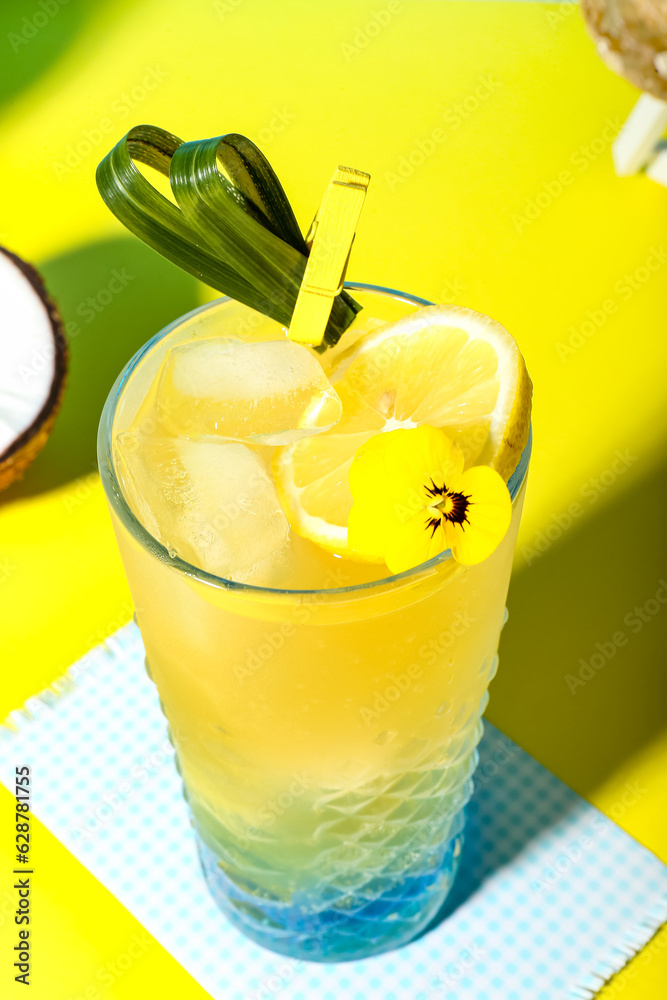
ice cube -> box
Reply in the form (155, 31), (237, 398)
(113, 430), (167, 544)
(156, 338), (342, 445)
(114, 434), (289, 584)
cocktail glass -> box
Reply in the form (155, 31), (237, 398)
(98, 284), (530, 961)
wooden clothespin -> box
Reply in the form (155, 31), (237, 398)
(613, 92), (667, 177)
(288, 165), (370, 347)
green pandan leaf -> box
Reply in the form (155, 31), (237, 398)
(96, 125), (361, 347)
(215, 133), (309, 254)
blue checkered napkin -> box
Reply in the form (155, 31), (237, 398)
(1, 623), (666, 1000)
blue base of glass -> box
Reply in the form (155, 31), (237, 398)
(195, 813), (465, 962)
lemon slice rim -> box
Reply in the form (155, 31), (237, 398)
(274, 302), (532, 557)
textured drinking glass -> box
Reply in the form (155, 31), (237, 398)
(98, 285), (530, 961)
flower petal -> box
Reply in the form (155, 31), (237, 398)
(347, 424), (469, 571)
(444, 465), (511, 565)
(405, 424), (465, 492)
(349, 425), (464, 503)
(385, 512), (448, 574)
(347, 500), (395, 562)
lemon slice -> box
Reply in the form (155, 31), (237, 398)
(273, 304), (532, 556)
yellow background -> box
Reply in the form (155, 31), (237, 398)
(1, 1), (667, 996)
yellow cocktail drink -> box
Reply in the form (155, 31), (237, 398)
(99, 285), (530, 960)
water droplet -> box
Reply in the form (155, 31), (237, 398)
(434, 702), (448, 717)
(502, 606), (509, 628)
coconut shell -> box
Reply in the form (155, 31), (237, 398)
(0, 248), (68, 491)
(581, 0), (667, 98)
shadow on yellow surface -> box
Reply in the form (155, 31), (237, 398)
(2, 236), (199, 500)
(0, 1), (89, 113)
(490, 447), (667, 810)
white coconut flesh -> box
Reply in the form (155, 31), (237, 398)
(0, 249), (63, 460)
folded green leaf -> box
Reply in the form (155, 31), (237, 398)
(217, 133), (308, 254)
(96, 125), (361, 347)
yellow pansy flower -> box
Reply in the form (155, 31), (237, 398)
(347, 425), (512, 574)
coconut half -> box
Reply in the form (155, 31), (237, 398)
(582, 0), (667, 99)
(0, 247), (67, 491)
